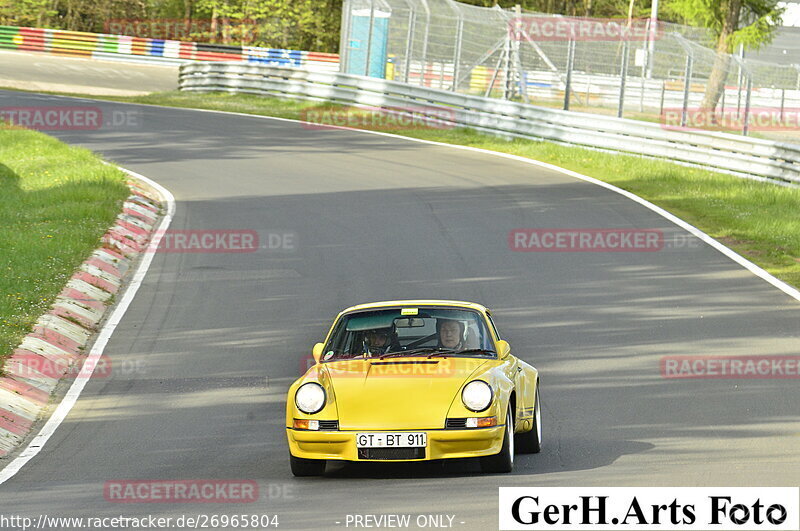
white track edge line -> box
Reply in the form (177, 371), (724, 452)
(8, 90), (800, 305)
(0, 166), (175, 485)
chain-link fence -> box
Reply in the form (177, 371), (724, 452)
(339, 0), (800, 141)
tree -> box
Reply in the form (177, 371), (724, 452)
(0, 0), (55, 27)
(664, 0), (784, 110)
(192, 0), (341, 50)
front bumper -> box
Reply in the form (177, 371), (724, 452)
(286, 426), (504, 462)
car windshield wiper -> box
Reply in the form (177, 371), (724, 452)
(377, 348), (449, 359)
(455, 348), (497, 356)
(374, 351), (416, 359)
(428, 348), (497, 358)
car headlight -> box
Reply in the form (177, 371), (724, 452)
(295, 382), (326, 414)
(461, 380), (493, 412)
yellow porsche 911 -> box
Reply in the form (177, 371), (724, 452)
(285, 300), (541, 476)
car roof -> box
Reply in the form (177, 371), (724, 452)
(340, 300), (490, 315)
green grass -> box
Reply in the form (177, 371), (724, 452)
(14, 89), (800, 291)
(0, 127), (130, 363)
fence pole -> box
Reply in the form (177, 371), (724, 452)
(364, 0), (375, 77)
(403, 4), (416, 84)
(660, 80), (665, 116)
(564, 38), (575, 110)
(736, 44), (744, 118)
(502, 34), (511, 100)
(743, 75), (753, 136)
(780, 88), (785, 122)
(512, 4), (528, 103)
(452, 11), (464, 91)
(647, 0), (659, 79)
(681, 52), (693, 127)
(420, 5), (430, 87)
(486, 51), (503, 98)
(339, 0), (352, 73)
(617, 40), (630, 118)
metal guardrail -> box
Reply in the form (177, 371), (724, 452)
(179, 62), (800, 186)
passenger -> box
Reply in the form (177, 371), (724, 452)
(437, 319), (465, 350)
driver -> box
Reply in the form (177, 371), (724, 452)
(363, 326), (396, 356)
(437, 319), (465, 350)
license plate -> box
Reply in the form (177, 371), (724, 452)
(356, 432), (427, 448)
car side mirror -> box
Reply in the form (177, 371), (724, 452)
(496, 340), (511, 359)
(312, 343), (324, 363)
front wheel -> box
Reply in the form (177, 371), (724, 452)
(480, 403), (514, 473)
(289, 454), (326, 477)
(516, 384), (541, 454)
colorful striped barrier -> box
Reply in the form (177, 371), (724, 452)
(0, 179), (163, 458)
(0, 25), (339, 72)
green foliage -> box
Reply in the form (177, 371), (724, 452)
(663, 0), (784, 51)
(459, 0), (653, 18)
(0, 0), (56, 26)
(192, 0), (342, 50)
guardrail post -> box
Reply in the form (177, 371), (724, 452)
(617, 40), (630, 118)
(564, 38), (575, 110)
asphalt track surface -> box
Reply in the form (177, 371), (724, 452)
(0, 50), (177, 95)
(0, 88), (799, 530)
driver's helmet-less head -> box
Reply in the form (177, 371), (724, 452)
(364, 327), (394, 355)
(437, 318), (465, 350)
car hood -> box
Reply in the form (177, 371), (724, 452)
(322, 357), (490, 430)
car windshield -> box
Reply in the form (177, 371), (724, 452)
(322, 307), (496, 361)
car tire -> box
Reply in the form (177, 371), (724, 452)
(480, 403), (514, 473)
(289, 454), (326, 477)
(516, 384), (542, 454)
